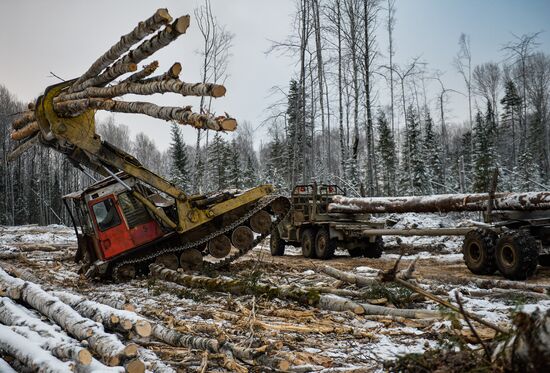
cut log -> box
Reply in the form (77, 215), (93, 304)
(57, 79), (226, 102)
(89, 293), (136, 312)
(358, 303), (439, 318)
(0, 324), (73, 372)
(51, 291), (152, 338)
(231, 226), (254, 251)
(141, 62), (182, 83)
(207, 235), (232, 258)
(250, 210), (272, 234)
(0, 297), (95, 367)
(90, 16), (190, 90)
(320, 265), (379, 287)
(121, 61), (160, 83)
(10, 122), (39, 141)
(72, 63), (137, 92)
(12, 111), (36, 130)
(318, 294), (365, 314)
(0, 268), (134, 366)
(53, 99), (237, 131)
(155, 253), (179, 271)
(69, 8), (172, 92)
(124, 358), (145, 373)
(329, 192), (550, 213)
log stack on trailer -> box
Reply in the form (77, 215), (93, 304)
(327, 191), (550, 280)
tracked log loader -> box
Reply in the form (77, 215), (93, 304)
(7, 9), (290, 280)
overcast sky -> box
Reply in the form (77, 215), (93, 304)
(1, 0), (549, 151)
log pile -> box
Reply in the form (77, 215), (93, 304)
(9, 8), (236, 156)
(328, 191), (550, 213)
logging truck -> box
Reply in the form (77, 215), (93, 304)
(328, 193), (550, 280)
(7, 9), (290, 280)
(270, 184), (385, 259)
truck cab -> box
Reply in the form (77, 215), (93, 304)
(63, 174), (170, 273)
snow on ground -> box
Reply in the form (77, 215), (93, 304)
(1, 220), (549, 372)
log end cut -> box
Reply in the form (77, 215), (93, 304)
(173, 15), (191, 35)
(78, 349), (93, 366)
(219, 118), (237, 131)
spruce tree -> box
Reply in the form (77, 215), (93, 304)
(243, 154), (258, 188)
(208, 132), (230, 190)
(422, 109), (442, 194)
(376, 111), (397, 195)
(286, 79), (305, 185)
(472, 102), (498, 192)
(169, 123), (191, 191)
(227, 139), (243, 189)
(400, 106), (429, 195)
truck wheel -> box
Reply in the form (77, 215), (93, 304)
(301, 229), (316, 258)
(463, 229), (498, 275)
(363, 236), (383, 258)
(270, 228), (286, 256)
(315, 228), (337, 259)
(495, 231), (539, 280)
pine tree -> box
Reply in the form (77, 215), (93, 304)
(169, 123), (191, 191)
(376, 111), (397, 195)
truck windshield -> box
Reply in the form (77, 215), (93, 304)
(92, 198), (121, 231)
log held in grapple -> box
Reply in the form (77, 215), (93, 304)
(328, 192), (550, 213)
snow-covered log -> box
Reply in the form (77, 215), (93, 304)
(0, 297), (92, 366)
(0, 324), (73, 373)
(0, 268), (137, 366)
(328, 191), (550, 213)
(0, 358), (17, 373)
(52, 291), (152, 337)
(88, 293), (136, 312)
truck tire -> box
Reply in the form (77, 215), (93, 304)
(463, 229), (498, 275)
(301, 229), (317, 258)
(315, 228), (337, 259)
(363, 236), (383, 258)
(270, 228), (286, 256)
(495, 231), (539, 280)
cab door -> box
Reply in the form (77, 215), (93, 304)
(89, 195), (134, 259)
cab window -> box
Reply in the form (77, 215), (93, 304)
(92, 198), (121, 231)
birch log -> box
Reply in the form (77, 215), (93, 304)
(88, 293), (136, 312)
(0, 324), (73, 373)
(0, 297), (92, 366)
(121, 61), (160, 83)
(80, 16), (190, 92)
(328, 192), (550, 213)
(54, 99), (235, 131)
(12, 111), (36, 130)
(10, 122), (39, 141)
(140, 62), (182, 83)
(0, 268), (136, 366)
(69, 9), (172, 92)
(72, 63), (137, 92)
(51, 291), (152, 337)
(57, 79), (226, 102)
